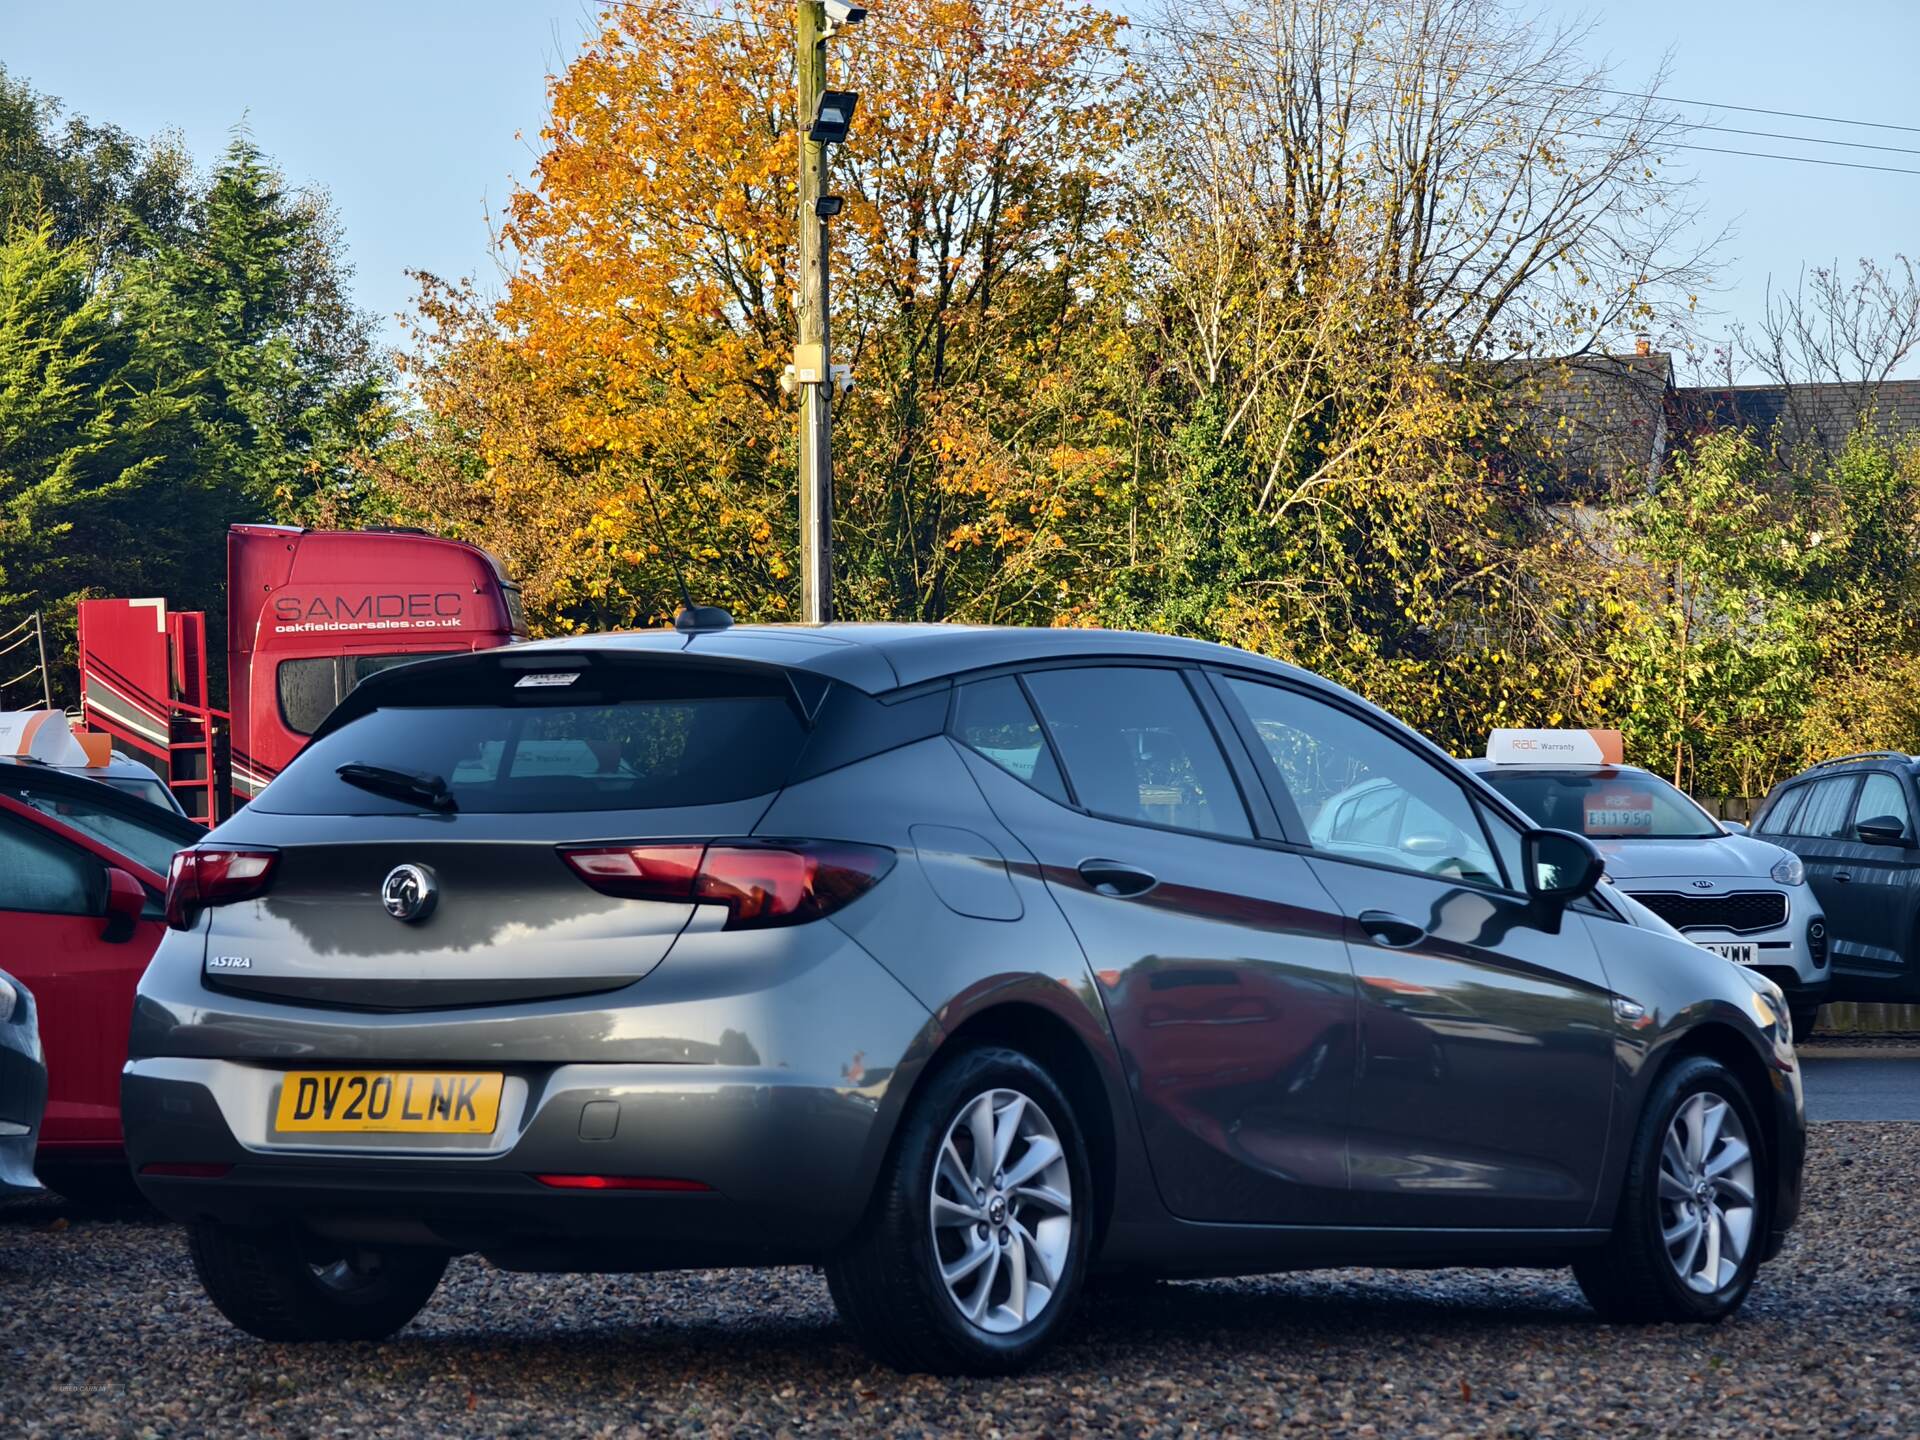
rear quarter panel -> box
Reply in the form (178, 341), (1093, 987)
(753, 735), (1163, 1236)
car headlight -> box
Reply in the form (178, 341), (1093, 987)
(1770, 854), (1805, 886)
(0, 975), (14, 1026)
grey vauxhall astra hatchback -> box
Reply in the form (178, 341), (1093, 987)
(126, 623), (1805, 1374)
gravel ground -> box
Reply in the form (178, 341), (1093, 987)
(4, 1123), (1916, 1439)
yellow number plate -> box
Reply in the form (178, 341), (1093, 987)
(274, 1071), (504, 1135)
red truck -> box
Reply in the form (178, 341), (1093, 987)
(78, 524), (525, 821)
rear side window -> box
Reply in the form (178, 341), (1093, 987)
(255, 667), (808, 815)
(277, 658), (339, 735)
(1023, 667), (1250, 837)
(0, 815), (105, 916)
(1785, 776), (1859, 838)
(949, 677), (1069, 804)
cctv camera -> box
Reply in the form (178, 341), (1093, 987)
(823, 1), (866, 24)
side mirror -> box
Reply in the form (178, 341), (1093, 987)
(1524, 828), (1605, 905)
(101, 867), (146, 944)
(1855, 815), (1910, 847)
(1720, 820), (1748, 835)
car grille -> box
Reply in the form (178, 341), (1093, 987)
(1631, 890), (1788, 935)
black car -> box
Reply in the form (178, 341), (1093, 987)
(128, 624), (1803, 1374)
(1751, 751), (1920, 1003)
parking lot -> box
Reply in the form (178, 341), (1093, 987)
(4, 1074), (1916, 1439)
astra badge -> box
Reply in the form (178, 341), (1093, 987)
(381, 864), (438, 923)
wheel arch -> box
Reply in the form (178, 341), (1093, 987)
(1656, 1021), (1781, 1176)
(887, 996), (1125, 1254)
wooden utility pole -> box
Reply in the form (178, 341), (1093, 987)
(795, 0), (833, 624)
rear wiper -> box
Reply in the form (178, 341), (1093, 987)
(335, 762), (457, 812)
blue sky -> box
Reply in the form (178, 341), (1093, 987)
(4, 0), (1916, 377)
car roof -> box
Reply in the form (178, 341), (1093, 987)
(1790, 752), (1920, 777)
(0, 752), (160, 781)
(332, 621), (1558, 833)
(504, 622), (1324, 694)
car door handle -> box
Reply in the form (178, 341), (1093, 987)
(1358, 910), (1429, 948)
(1834, 871), (1853, 883)
(1077, 859), (1158, 898)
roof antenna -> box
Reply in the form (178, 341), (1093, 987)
(634, 471), (733, 634)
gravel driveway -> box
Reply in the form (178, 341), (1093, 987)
(4, 1122), (1915, 1438)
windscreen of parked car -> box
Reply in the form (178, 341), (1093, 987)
(1477, 768), (1720, 839)
(100, 772), (181, 813)
(253, 664), (809, 814)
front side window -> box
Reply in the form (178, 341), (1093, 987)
(1854, 773), (1913, 838)
(1224, 677), (1501, 887)
(0, 815), (104, 916)
(1023, 667), (1250, 838)
(1788, 776), (1860, 838)
(949, 677), (1069, 805)
(1476, 768), (1720, 840)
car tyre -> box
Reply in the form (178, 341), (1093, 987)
(188, 1220), (448, 1341)
(1789, 1001), (1821, 1043)
(825, 1045), (1092, 1375)
(1573, 1055), (1768, 1324)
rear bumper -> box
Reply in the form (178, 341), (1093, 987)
(122, 919), (935, 1267)
(1764, 1048), (1807, 1260)
(125, 1057), (888, 1265)
(0, 1003), (47, 1198)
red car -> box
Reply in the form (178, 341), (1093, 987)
(0, 765), (200, 1182)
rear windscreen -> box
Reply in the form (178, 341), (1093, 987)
(253, 667), (808, 814)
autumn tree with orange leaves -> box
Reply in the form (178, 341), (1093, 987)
(369, 0), (1132, 633)
(365, 0), (1920, 798)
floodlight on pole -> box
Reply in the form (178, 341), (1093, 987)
(807, 89), (860, 145)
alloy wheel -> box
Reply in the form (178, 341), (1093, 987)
(929, 1087), (1074, 1334)
(1659, 1091), (1757, 1295)
(309, 1250), (384, 1296)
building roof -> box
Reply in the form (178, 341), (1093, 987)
(1502, 351), (1674, 494)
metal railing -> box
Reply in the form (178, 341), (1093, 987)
(0, 613), (52, 709)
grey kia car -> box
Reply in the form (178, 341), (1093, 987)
(125, 623), (1804, 1373)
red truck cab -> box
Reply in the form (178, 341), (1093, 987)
(80, 525), (525, 819)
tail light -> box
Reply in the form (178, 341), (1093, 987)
(165, 848), (280, 930)
(561, 841), (894, 929)
(534, 1174), (711, 1191)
